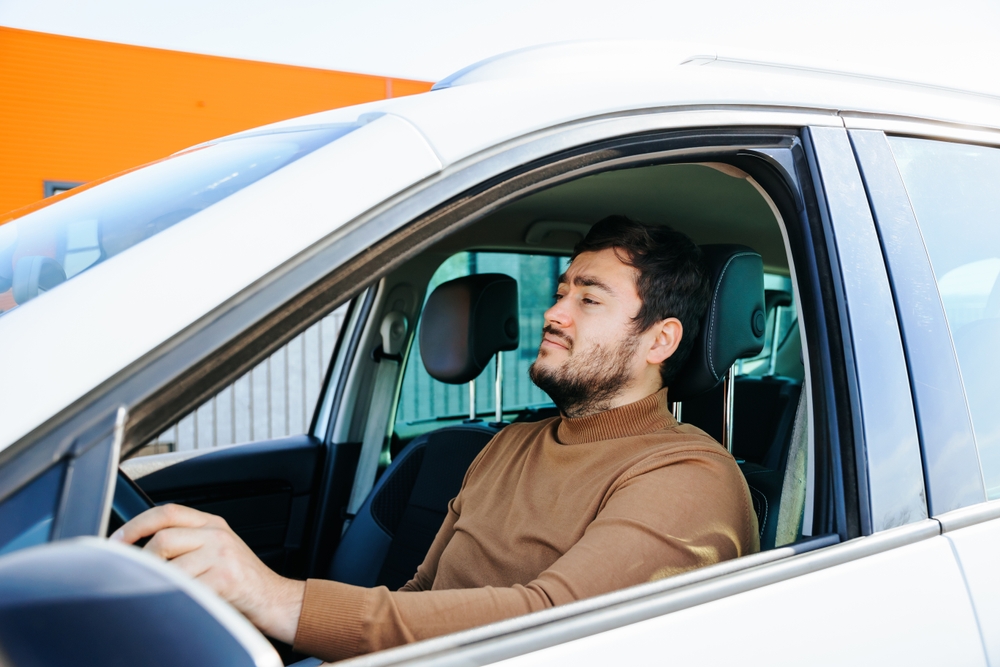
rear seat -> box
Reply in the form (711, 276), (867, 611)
(681, 376), (800, 469)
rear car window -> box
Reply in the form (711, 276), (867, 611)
(888, 136), (1000, 498)
(0, 125), (354, 314)
(394, 252), (569, 435)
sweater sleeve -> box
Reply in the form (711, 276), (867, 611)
(292, 448), (756, 662)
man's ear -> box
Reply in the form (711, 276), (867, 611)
(646, 318), (683, 365)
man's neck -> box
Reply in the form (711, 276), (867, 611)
(560, 377), (663, 420)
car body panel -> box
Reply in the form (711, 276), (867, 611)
(946, 518), (1000, 666)
(487, 535), (985, 667)
(939, 501), (1000, 666)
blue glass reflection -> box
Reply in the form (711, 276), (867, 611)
(0, 125), (355, 313)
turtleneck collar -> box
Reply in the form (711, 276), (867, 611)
(555, 387), (676, 445)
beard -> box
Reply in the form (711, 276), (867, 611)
(529, 324), (641, 419)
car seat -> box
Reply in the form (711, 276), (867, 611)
(670, 245), (800, 550)
(327, 273), (519, 589)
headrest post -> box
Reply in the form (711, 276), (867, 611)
(767, 306), (783, 376)
(722, 364), (736, 454)
(468, 380), (477, 421)
(494, 352), (504, 424)
(671, 401), (682, 423)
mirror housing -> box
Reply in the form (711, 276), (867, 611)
(0, 538), (281, 667)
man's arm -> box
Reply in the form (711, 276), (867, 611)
(113, 447), (754, 662)
(293, 448), (755, 661)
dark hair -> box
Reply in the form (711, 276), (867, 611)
(571, 215), (710, 387)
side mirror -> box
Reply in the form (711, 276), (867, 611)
(0, 538), (282, 667)
(12, 256), (66, 305)
(0, 223), (17, 293)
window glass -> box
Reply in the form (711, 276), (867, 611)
(129, 303), (350, 458)
(888, 136), (1000, 498)
(395, 252), (570, 432)
(0, 126), (354, 314)
(0, 463), (64, 556)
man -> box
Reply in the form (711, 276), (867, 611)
(113, 216), (759, 662)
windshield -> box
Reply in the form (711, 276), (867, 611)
(0, 125), (354, 314)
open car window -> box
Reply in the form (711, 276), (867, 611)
(128, 304), (350, 458)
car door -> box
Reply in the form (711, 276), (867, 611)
(356, 124), (982, 667)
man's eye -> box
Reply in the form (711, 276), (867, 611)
(582, 297), (598, 305)
(553, 293), (563, 301)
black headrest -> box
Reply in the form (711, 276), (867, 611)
(671, 245), (766, 401)
(419, 273), (519, 384)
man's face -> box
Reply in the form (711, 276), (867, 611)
(529, 248), (652, 418)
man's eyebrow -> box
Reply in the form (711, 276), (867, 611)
(557, 273), (617, 296)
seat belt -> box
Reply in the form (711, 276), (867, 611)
(344, 310), (408, 533)
(775, 389), (808, 546)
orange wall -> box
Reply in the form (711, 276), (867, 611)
(0, 27), (432, 216)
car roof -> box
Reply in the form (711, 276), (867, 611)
(3, 39), (999, 455)
(431, 40), (1000, 98)
(248, 40), (1000, 166)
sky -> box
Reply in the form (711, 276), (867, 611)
(1, 0), (998, 87)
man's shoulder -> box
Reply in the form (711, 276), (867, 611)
(659, 422), (728, 451)
(458, 418), (555, 482)
(490, 418), (558, 445)
(630, 423), (740, 471)
(474, 418), (559, 459)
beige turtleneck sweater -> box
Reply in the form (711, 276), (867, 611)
(293, 388), (758, 661)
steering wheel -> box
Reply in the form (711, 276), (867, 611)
(107, 469), (155, 536)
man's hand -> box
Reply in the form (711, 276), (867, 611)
(110, 504), (305, 644)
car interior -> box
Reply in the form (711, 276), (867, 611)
(115, 157), (817, 660)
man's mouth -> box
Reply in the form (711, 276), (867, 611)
(540, 327), (571, 351)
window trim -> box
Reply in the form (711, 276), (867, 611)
(850, 129), (986, 515)
(804, 127), (928, 535)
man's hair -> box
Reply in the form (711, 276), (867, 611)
(570, 215), (711, 387)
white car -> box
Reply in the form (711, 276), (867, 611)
(0, 41), (998, 666)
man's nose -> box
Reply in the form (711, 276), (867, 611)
(544, 299), (572, 328)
